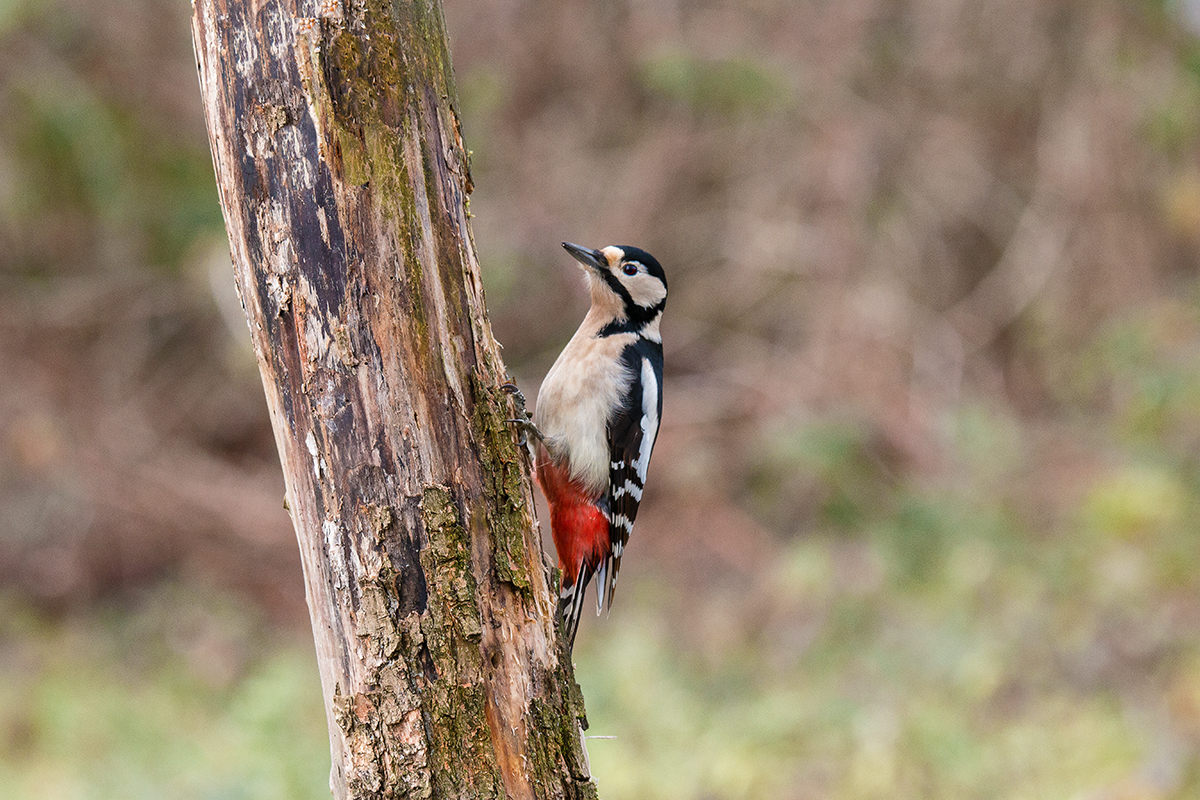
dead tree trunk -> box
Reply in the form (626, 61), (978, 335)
(191, 1), (595, 797)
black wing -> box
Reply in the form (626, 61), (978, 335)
(596, 339), (663, 612)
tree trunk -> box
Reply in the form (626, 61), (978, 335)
(190, 1), (595, 797)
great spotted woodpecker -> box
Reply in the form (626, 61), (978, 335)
(508, 242), (667, 651)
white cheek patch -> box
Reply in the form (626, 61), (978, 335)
(625, 274), (667, 310)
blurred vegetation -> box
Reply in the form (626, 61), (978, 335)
(0, 588), (329, 799)
(4, 0), (1200, 797)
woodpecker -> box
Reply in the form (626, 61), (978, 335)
(510, 242), (667, 652)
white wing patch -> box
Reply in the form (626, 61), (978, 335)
(637, 357), (660, 484)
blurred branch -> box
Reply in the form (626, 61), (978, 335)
(944, 106), (1078, 356)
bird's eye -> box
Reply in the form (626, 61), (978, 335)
(622, 263), (639, 276)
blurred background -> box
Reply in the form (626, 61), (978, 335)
(4, 0), (1200, 796)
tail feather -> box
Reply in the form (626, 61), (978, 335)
(606, 552), (622, 611)
(559, 562), (594, 652)
(594, 557), (609, 615)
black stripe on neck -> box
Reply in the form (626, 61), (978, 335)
(598, 300), (665, 338)
(596, 266), (633, 306)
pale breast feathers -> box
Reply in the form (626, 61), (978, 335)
(535, 328), (638, 494)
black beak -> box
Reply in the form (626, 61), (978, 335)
(562, 242), (607, 271)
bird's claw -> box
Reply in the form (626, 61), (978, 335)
(501, 382), (544, 448)
(501, 382), (527, 413)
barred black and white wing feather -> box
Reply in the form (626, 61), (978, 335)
(595, 341), (663, 612)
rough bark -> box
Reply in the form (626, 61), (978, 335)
(190, 1), (595, 797)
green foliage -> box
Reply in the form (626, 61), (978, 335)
(0, 588), (330, 800)
(568, 384), (1200, 799)
(1136, 10), (1200, 157)
(0, 0), (223, 277)
(574, 582), (1149, 800)
(637, 53), (791, 116)
(622, 303), (1200, 799)
(1079, 462), (1187, 539)
(1070, 297), (1200, 467)
(747, 419), (894, 534)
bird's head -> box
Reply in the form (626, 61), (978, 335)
(561, 242), (667, 325)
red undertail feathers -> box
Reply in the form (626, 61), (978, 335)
(535, 451), (610, 651)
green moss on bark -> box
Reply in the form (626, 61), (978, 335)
(419, 484), (484, 645)
(524, 670), (599, 800)
(470, 375), (534, 593)
(426, 683), (503, 799)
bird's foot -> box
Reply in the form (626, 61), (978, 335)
(501, 382), (544, 447)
